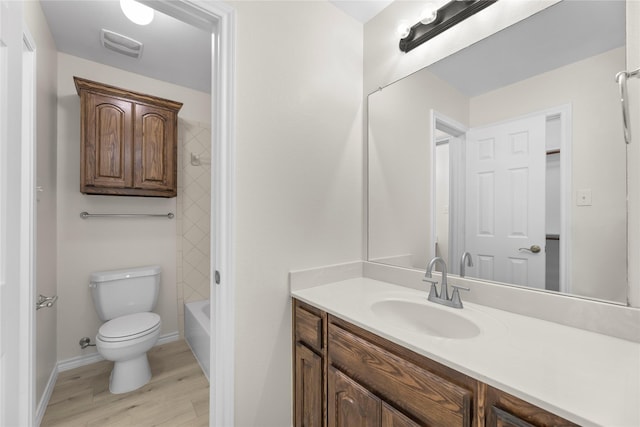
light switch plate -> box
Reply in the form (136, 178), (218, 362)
(577, 189), (592, 206)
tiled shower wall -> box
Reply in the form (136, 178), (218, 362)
(176, 119), (211, 336)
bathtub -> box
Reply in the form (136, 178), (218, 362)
(184, 300), (210, 380)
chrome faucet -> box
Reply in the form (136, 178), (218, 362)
(423, 256), (469, 309)
(460, 251), (473, 278)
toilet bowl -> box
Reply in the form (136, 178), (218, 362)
(95, 312), (161, 394)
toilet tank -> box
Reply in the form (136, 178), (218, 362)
(90, 265), (161, 321)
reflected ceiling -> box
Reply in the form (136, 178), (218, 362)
(429, 0), (625, 97)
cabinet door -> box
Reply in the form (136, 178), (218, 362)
(81, 93), (133, 190)
(328, 367), (381, 427)
(133, 104), (176, 195)
(381, 403), (420, 427)
(295, 343), (323, 427)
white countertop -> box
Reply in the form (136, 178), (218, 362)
(292, 278), (640, 427)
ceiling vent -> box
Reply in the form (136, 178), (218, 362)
(100, 29), (143, 59)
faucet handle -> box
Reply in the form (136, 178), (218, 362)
(424, 280), (439, 300)
(450, 285), (469, 308)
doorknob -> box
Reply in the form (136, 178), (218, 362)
(519, 245), (541, 254)
(36, 294), (58, 310)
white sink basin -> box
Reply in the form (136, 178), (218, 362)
(370, 299), (481, 339)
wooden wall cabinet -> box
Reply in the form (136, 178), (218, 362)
(293, 298), (578, 427)
(74, 77), (183, 198)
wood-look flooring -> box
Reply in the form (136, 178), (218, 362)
(41, 339), (209, 427)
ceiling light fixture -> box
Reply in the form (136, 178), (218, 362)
(399, 0), (497, 53)
(120, 0), (154, 26)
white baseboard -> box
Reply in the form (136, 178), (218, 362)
(57, 351), (104, 372)
(35, 365), (58, 426)
(157, 331), (180, 345)
(57, 331), (180, 372)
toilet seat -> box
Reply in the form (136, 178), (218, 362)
(98, 312), (161, 343)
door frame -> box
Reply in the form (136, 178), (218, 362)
(20, 26), (37, 427)
(430, 111), (468, 273)
(145, 2), (237, 426)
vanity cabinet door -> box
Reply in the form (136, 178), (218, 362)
(484, 385), (578, 427)
(295, 343), (323, 427)
(328, 367), (381, 427)
(381, 403), (420, 427)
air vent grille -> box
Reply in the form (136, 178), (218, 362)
(100, 29), (143, 59)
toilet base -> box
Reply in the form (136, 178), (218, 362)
(109, 353), (152, 394)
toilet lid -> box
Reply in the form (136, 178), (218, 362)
(98, 312), (161, 342)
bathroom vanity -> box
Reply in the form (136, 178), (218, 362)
(292, 278), (639, 427)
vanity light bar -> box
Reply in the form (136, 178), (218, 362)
(399, 0), (497, 53)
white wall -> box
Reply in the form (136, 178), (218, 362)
(55, 53), (210, 361)
(469, 48), (626, 302)
(23, 0), (58, 407)
(232, 1), (363, 425)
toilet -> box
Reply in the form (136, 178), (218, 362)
(90, 265), (162, 394)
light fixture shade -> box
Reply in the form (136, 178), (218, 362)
(420, 4), (438, 25)
(396, 21), (412, 39)
(120, 0), (154, 26)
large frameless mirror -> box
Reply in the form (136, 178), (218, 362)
(368, 0), (629, 305)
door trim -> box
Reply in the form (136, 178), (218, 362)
(430, 111), (468, 271)
(143, 1), (236, 425)
(157, 2), (237, 427)
(20, 25), (37, 427)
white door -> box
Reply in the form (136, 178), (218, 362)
(465, 115), (546, 289)
(1, 1), (35, 425)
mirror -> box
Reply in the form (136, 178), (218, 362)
(368, 0), (628, 305)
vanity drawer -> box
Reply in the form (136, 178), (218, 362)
(329, 321), (473, 427)
(484, 385), (579, 427)
(294, 301), (324, 352)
